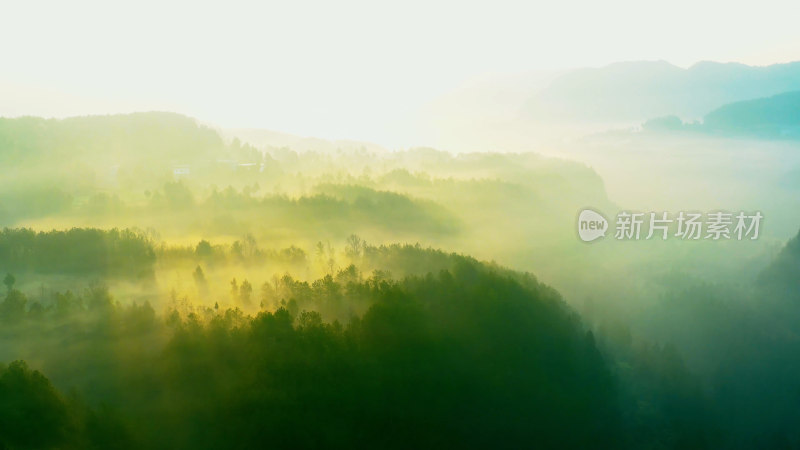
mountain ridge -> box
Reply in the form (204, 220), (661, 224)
(523, 60), (800, 123)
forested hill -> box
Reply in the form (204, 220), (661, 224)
(641, 91), (800, 139)
(703, 91), (800, 138)
(0, 112), (233, 166)
(0, 240), (626, 449)
(759, 227), (800, 293)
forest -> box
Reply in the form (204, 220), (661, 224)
(0, 113), (799, 449)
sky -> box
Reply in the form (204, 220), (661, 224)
(1, 0), (798, 147)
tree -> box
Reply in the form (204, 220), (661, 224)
(193, 265), (206, 284)
(315, 241), (327, 272)
(231, 240), (244, 259)
(230, 278), (238, 302)
(345, 234), (364, 258)
(194, 266), (208, 297)
(195, 240), (213, 258)
(0, 361), (73, 448)
(239, 280), (253, 306)
(0, 289), (27, 322)
(3, 274), (15, 293)
(260, 282), (275, 309)
(241, 234), (258, 258)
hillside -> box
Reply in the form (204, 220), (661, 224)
(703, 91), (800, 138)
(638, 91), (800, 139)
(0, 112), (230, 166)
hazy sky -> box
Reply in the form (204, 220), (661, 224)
(1, 0), (798, 146)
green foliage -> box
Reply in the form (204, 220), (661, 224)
(0, 111), (797, 449)
(0, 260), (625, 449)
(0, 360), (132, 449)
(2, 273), (14, 292)
(759, 227), (800, 294)
(0, 228), (155, 279)
(155, 264), (622, 449)
(0, 360), (74, 448)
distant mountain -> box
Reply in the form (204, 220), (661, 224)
(523, 60), (800, 124)
(226, 128), (388, 154)
(703, 91), (800, 138)
(640, 91), (800, 139)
